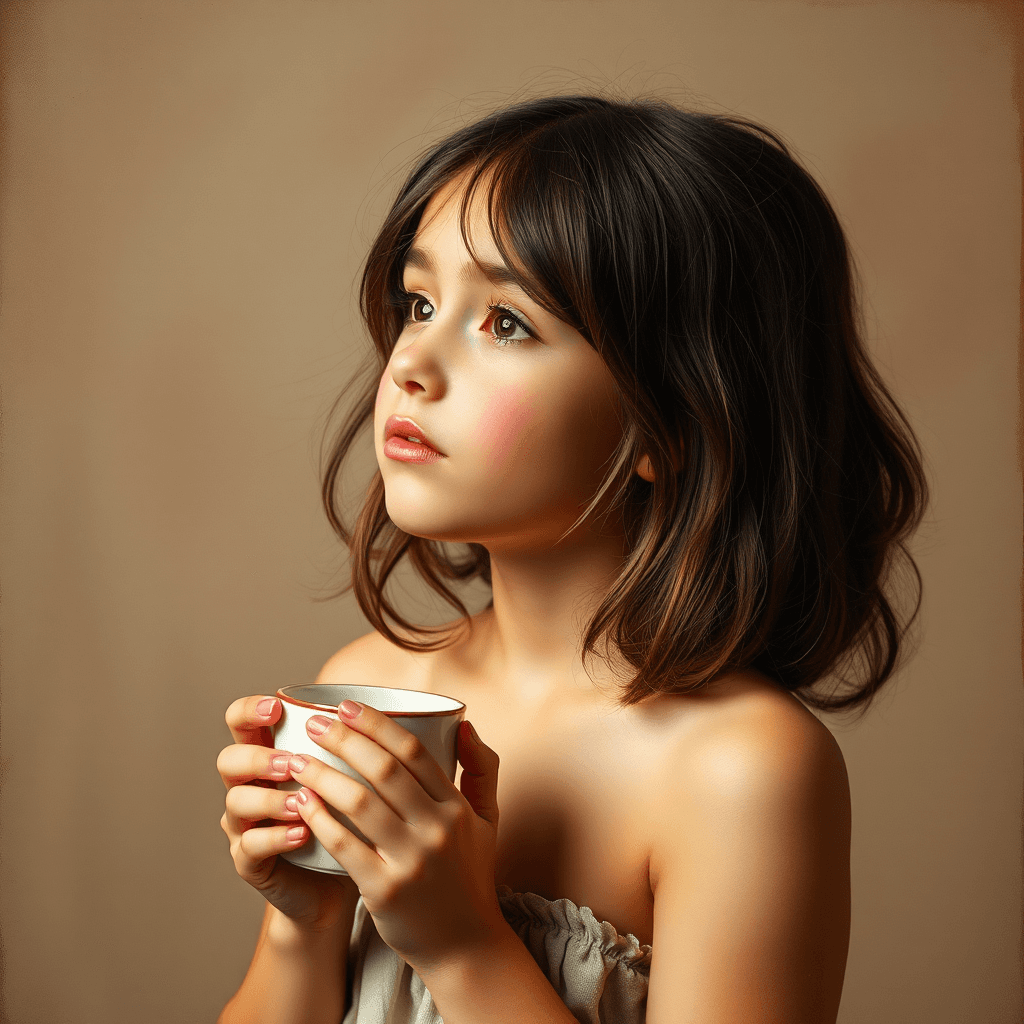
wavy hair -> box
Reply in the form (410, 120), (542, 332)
(321, 95), (928, 715)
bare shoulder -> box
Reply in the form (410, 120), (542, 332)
(314, 616), (477, 691)
(644, 673), (851, 1022)
(314, 628), (429, 690)
(648, 671), (851, 887)
(661, 670), (847, 790)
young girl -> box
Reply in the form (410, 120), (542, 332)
(216, 95), (927, 1024)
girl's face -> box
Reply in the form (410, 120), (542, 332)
(374, 177), (625, 552)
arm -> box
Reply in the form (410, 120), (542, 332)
(412, 924), (580, 1024)
(646, 697), (852, 1024)
(219, 895), (360, 1024)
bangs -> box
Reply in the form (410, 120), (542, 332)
(451, 146), (598, 345)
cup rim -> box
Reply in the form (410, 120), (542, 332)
(276, 682), (466, 717)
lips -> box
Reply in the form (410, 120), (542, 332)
(383, 415), (445, 463)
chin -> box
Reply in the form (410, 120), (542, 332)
(383, 495), (466, 541)
(384, 498), (529, 548)
(379, 474), (572, 546)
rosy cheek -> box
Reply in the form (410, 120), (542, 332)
(478, 386), (538, 470)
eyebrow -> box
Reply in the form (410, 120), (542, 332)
(403, 245), (524, 289)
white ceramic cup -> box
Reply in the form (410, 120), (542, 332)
(272, 683), (466, 875)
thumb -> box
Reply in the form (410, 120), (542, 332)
(458, 721), (499, 826)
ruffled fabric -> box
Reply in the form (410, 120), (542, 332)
(342, 887), (651, 1024)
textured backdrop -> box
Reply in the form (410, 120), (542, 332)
(0, 2), (1020, 1022)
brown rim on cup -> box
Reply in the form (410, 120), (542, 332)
(275, 682), (466, 718)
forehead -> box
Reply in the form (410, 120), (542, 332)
(414, 173), (499, 256)
(406, 175), (534, 293)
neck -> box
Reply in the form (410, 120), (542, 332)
(472, 525), (630, 707)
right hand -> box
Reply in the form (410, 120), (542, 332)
(218, 695), (360, 933)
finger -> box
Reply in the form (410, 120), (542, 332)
(217, 743), (294, 791)
(225, 783), (303, 833)
(292, 786), (381, 881)
(329, 702), (454, 803)
(225, 695), (282, 748)
(457, 721), (500, 827)
(236, 821), (310, 874)
(286, 749), (412, 854)
(300, 715), (440, 827)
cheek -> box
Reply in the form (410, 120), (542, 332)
(477, 386), (539, 472)
(375, 369), (389, 409)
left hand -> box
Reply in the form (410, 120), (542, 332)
(286, 700), (506, 976)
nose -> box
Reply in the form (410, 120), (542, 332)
(388, 330), (449, 400)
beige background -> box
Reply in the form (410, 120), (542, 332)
(1, 1), (1020, 1022)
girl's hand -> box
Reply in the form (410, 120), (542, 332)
(286, 701), (504, 975)
(217, 695), (360, 932)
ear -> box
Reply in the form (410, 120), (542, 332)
(635, 453), (656, 482)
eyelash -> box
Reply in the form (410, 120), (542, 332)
(396, 291), (533, 347)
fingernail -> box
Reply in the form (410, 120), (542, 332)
(271, 755), (290, 773)
(289, 754), (308, 773)
(285, 794), (298, 812)
(468, 722), (480, 743)
(257, 698), (277, 717)
(306, 716), (331, 735)
(286, 826), (305, 841)
(340, 700), (362, 719)
(295, 788), (309, 805)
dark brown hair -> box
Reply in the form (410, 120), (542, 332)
(321, 95), (928, 715)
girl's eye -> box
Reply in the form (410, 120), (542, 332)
(484, 304), (532, 346)
(399, 292), (533, 347)
(406, 295), (435, 323)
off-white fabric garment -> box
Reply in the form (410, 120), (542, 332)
(341, 885), (652, 1024)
